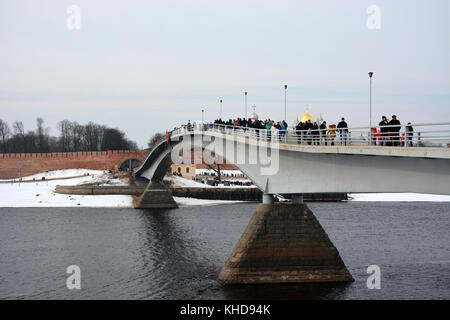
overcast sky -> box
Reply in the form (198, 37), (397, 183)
(1, 0), (449, 148)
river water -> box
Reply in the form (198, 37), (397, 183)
(0, 202), (449, 300)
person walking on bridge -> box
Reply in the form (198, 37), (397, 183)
(319, 121), (328, 146)
(327, 123), (336, 146)
(337, 118), (348, 146)
(312, 122), (319, 145)
(187, 120), (192, 132)
(379, 116), (389, 146)
(406, 122), (414, 147)
(295, 122), (304, 144)
(265, 122), (271, 141)
(388, 115), (401, 146)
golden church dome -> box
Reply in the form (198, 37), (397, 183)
(300, 111), (314, 123)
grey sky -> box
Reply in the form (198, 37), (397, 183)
(1, 0), (449, 148)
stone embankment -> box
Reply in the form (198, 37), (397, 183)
(55, 185), (347, 201)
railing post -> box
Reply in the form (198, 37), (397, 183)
(404, 126), (407, 149)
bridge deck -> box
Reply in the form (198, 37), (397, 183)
(176, 131), (450, 160)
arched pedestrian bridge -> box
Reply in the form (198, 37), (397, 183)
(136, 122), (450, 198)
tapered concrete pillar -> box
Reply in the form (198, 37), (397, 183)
(262, 193), (274, 204)
(218, 203), (353, 284)
(133, 181), (178, 209)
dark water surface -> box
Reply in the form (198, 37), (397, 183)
(0, 202), (449, 300)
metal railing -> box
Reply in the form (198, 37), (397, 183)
(171, 122), (450, 148)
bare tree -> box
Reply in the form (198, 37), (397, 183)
(147, 132), (165, 150)
(1, 118), (138, 153)
(206, 163), (222, 183)
(71, 122), (84, 151)
(84, 122), (104, 151)
(58, 120), (72, 152)
(13, 121), (24, 136)
(0, 119), (11, 152)
(101, 128), (129, 151)
(10, 121), (26, 152)
(36, 118), (50, 152)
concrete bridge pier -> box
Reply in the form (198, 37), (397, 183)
(262, 193), (274, 204)
(133, 181), (178, 209)
(218, 201), (353, 284)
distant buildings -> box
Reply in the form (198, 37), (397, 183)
(170, 163), (252, 186)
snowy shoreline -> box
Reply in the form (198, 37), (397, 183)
(1, 169), (449, 208)
(349, 193), (450, 202)
(0, 170), (248, 208)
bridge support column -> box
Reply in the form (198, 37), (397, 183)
(218, 203), (353, 284)
(262, 193), (274, 204)
(133, 181), (178, 209)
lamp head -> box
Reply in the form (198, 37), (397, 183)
(368, 72), (374, 78)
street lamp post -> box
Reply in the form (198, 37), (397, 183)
(244, 92), (248, 119)
(220, 99), (222, 119)
(284, 85), (288, 121)
(368, 72), (374, 145)
(202, 109), (204, 130)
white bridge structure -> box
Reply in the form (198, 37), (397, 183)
(133, 121), (450, 285)
(136, 122), (450, 201)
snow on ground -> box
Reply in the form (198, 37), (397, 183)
(1, 169), (104, 182)
(0, 174), (132, 207)
(1, 169), (130, 187)
(3, 169), (448, 208)
(164, 175), (213, 188)
(349, 193), (450, 202)
(0, 169), (244, 208)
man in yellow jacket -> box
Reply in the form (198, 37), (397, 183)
(327, 124), (337, 146)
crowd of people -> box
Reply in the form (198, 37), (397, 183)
(183, 115), (414, 147)
(377, 115), (414, 147)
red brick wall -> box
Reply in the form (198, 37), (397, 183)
(0, 150), (149, 179)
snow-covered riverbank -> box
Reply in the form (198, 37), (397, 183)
(0, 170), (132, 207)
(349, 193), (450, 202)
(1, 169), (449, 208)
(0, 169), (246, 208)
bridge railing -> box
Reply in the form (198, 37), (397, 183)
(172, 122), (450, 148)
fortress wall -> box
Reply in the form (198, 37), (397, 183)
(0, 150), (149, 179)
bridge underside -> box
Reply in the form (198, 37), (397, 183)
(203, 134), (450, 196)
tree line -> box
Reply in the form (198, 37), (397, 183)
(0, 118), (138, 153)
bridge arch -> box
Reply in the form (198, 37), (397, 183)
(118, 158), (142, 172)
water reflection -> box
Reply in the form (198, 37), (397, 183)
(134, 208), (219, 299)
